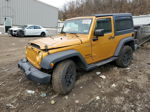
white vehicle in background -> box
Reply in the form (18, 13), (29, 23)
(8, 25), (48, 37)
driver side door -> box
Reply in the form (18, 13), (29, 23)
(34, 26), (42, 35)
(92, 16), (116, 62)
(25, 26), (36, 36)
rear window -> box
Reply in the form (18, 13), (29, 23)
(115, 17), (133, 31)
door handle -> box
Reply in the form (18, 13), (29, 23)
(93, 37), (98, 41)
(108, 36), (115, 40)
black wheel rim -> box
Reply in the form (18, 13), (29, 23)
(123, 51), (132, 66)
(64, 65), (74, 87)
(42, 33), (45, 37)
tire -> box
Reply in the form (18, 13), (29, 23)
(52, 60), (76, 94)
(115, 46), (133, 68)
(41, 32), (46, 37)
(17, 30), (24, 37)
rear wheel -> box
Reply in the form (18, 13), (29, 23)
(41, 32), (46, 37)
(115, 46), (133, 68)
(52, 60), (76, 95)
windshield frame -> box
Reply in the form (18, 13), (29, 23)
(61, 18), (93, 34)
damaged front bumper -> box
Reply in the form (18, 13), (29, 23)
(18, 58), (51, 84)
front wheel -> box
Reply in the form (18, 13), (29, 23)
(115, 46), (133, 68)
(17, 30), (24, 37)
(52, 60), (76, 94)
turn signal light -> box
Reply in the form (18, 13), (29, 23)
(50, 63), (54, 68)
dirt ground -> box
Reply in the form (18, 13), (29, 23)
(0, 35), (150, 112)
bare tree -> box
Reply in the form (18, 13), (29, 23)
(59, 0), (150, 20)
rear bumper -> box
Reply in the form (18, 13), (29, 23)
(18, 58), (51, 84)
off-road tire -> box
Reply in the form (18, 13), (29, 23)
(115, 46), (133, 68)
(41, 32), (46, 37)
(52, 60), (76, 95)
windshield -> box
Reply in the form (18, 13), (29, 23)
(18, 25), (27, 29)
(62, 19), (92, 34)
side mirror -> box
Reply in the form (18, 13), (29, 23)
(94, 29), (104, 37)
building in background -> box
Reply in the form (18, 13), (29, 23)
(0, 0), (58, 33)
(133, 14), (150, 26)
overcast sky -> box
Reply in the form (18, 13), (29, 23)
(38, 0), (74, 9)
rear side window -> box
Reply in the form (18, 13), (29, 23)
(96, 18), (112, 33)
(115, 17), (133, 31)
(34, 26), (41, 29)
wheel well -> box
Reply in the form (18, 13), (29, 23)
(70, 56), (86, 70)
(124, 41), (135, 51)
(53, 56), (86, 71)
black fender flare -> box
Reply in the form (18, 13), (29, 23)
(114, 37), (135, 56)
(40, 50), (88, 69)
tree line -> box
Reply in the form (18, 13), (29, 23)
(59, 0), (150, 20)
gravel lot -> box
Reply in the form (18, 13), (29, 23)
(0, 35), (150, 112)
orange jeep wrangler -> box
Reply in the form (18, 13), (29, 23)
(18, 13), (136, 94)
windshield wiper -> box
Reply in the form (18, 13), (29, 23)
(61, 31), (66, 34)
(70, 33), (83, 43)
(61, 31), (67, 36)
(70, 33), (79, 37)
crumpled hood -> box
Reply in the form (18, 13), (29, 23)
(9, 27), (22, 30)
(30, 35), (82, 50)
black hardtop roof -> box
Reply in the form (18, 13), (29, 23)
(93, 13), (132, 17)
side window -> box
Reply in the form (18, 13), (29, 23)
(96, 18), (112, 33)
(115, 18), (133, 31)
(27, 26), (34, 29)
(34, 26), (41, 29)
